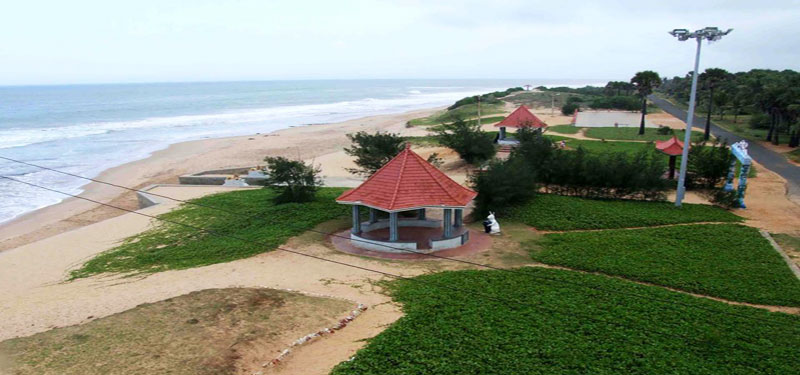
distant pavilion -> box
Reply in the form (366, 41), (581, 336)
(336, 144), (477, 253)
(495, 105), (548, 144)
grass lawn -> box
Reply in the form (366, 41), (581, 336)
(506, 194), (741, 231)
(583, 127), (704, 142)
(332, 269), (799, 374)
(70, 187), (349, 279)
(546, 124), (582, 134)
(544, 135), (657, 155)
(534, 224), (800, 306)
(0, 288), (353, 375)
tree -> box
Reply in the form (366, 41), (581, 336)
(469, 157), (537, 218)
(699, 68), (731, 140)
(685, 140), (734, 189)
(263, 156), (323, 203)
(630, 71), (662, 135)
(561, 102), (579, 116)
(344, 131), (405, 176)
(435, 117), (496, 165)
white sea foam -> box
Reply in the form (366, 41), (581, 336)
(0, 85), (503, 223)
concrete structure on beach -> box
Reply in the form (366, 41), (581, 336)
(336, 144), (476, 253)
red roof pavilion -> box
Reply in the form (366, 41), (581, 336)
(655, 136), (686, 156)
(336, 144), (476, 212)
(495, 105), (548, 128)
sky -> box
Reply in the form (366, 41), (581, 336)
(1, 0), (799, 85)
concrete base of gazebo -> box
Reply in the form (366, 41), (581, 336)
(351, 218), (469, 252)
(330, 227), (491, 260)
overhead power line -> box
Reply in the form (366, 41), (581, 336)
(0, 154), (794, 331)
(0, 173), (789, 361)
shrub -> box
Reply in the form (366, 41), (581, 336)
(426, 152), (444, 168)
(589, 95), (640, 111)
(344, 131), (405, 176)
(707, 189), (740, 209)
(561, 102), (579, 115)
(264, 156), (323, 203)
(656, 126), (673, 135)
(566, 96), (584, 103)
(686, 140), (734, 189)
(512, 132), (668, 200)
(469, 157), (536, 218)
(447, 87), (524, 110)
(435, 118), (496, 165)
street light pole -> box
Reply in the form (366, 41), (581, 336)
(674, 38), (702, 207)
(670, 27), (732, 207)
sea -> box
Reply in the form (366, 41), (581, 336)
(0, 79), (601, 224)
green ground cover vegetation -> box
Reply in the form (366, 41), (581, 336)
(332, 269), (799, 374)
(505, 194), (741, 231)
(534, 224), (800, 306)
(70, 187), (349, 278)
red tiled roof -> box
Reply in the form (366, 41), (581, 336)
(336, 144), (477, 211)
(655, 135), (686, 156)
(495, 105), (547, 128)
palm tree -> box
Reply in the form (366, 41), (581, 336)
(630, 71), (662, 135)
(699, 68), (731, 140)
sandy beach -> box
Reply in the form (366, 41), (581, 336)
(0, 107), (441, 252)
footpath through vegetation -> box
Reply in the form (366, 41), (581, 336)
(336, 192), (800, 374)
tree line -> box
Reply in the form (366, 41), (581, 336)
(660, 68), (800, 147)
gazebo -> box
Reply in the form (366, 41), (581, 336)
(655, 135), (686, 180)
(336, 144), (477, 253)
(495, 105), (548, 144)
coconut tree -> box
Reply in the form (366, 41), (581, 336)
(630, 71), (662, 135)
(699, 68), (731, 140)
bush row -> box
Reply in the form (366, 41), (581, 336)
(447, 87), (524, 110)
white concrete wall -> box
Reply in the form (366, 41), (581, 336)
(350, 233), (417, 253)
(575, 111), (653, 128)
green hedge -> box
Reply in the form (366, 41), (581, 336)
(535, 224), (800, 306)
(506, 194), (741, 231)
(333, 269), (799, 374)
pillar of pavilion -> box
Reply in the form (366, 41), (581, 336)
(495, 105), (548, 143)
(336, 144), (477, 253)
(654, 135), (686, 180)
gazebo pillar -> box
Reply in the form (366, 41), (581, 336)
(417, 208), (426, 220)
(443, 209), (453, 237)
(454, 209), (463, 227)
(369, 208), (377, 224)
(351, 205), (361, 235)
(389, 212), (399, 241)
(499, 127), (507, 140)
(668, 156), (677, 180)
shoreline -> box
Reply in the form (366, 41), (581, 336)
(0, 106), (442, 252)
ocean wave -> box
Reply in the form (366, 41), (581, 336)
(0, 88), (494, 150)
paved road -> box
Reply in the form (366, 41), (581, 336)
(649, 95), (800, 198)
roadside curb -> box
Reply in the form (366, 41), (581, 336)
(759, 230), (800, 280)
